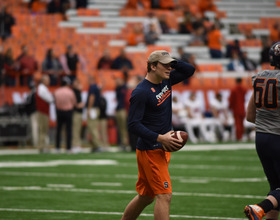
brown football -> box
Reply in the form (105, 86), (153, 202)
(162, 131), (188, 152)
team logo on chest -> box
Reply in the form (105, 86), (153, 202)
(155, 85), (171, 106)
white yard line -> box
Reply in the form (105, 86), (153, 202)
(47, 184), (74, 188)
(91, 182), (122, 186)
(0, 160), (117, 168)
(0, 161), (260, 171)
(0, 186), (265, 199)
(0, 143), (255, 155)
(0, 208), (247, 219)
(0, 171), (265, 183)
(183, 144), (255, 151)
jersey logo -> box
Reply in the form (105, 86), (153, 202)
(156, 85), (171, 106)
(151, 88), (155, 92)
(164, 181), (169, 188)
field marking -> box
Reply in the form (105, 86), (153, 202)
(183, 144), (254, 151)
(0, 159), (260, 171)
(47, 184), (74, 188)
(0, 143), (255, 156)
(178, 177), (266, 184)
(91, 182), (122, 186)
(0, 171), (265, 183)
(0, 208), (247, 219)
(0, 186), (265, 199)
(0, 160), (117, 168)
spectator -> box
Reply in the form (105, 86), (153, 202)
(54, 76), (76, 153)
(47, 0), (62, 14)
(209, 92), (234, 142)
(16, 44), (38, 86)
(183, 91), (210, 143)
(229, 78), (247, 141)
(171, 95), (186, 131)
(143, 12), (162, 35)
(241, 51), (257, 71)
(29, 0), (47, 14)
(260, 38), (272, 65)
(47, 0), (72, 20)
(125, 0), (150, 9)
(227, 51), (245, 71)
(207, 23), (225, 58)
(111, 49), (134, 71)
(159, 0), (175, 10)
(198, 0), (216, 15)
(60, 44), (87, 82)
(86, 75), (103, 152)
(178, 10), (192, 34)
(97, 49), (113, 70)
(99, 90), (110, 150)
(24, 81), (38, 147)
(158, 14), (170, 34)
(3, 48), (17, 86)
(270, 20), (280, 44)
(144, 23), (160, 45)
(150, 0), (160, 9)
(76, 0), (88, 8)
(177, 46), (190, 62)
(114, 72), (129, 151)
(0, 6), (15, 41)
(36, 75), (54, 153)
(0, 46), (4, 87)
(177, 47), (198, 84)
(127, 24), (145, 46)
(225, 39), (243, 59)
(72, 78), (84, 153)
(188, 25), (206, 46)
(42, 48), (63, 86)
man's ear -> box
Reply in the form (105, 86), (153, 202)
(151, 63), (157, 71)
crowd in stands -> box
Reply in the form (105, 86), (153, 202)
(0, 0), (279, 150)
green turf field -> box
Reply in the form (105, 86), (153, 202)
(0, 144), (267, 220)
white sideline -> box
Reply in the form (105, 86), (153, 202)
(0, 208), (247, 219)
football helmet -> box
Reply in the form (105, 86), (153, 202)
(269, 42), (280, 67)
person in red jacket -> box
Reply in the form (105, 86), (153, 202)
(36, 75), (54, 153)
(229, 78), (247, 141)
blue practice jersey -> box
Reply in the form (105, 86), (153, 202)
(128, 61), (195, 150)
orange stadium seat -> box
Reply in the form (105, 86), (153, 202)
(77, 8), (100, 16)
(198, 64), (223, 72)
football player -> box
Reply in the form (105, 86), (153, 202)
(121, 50), (195, 220)
(244, 42), (280, 220)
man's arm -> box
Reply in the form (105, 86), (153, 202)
(38, 84), (53, 103)
(246, 93), (256, 123)
(127, 90), (158, 142)
(170, 61), (195, 85)
(87, 93), (95, 118)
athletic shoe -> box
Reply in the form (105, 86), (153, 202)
(244, 205), (265, 220)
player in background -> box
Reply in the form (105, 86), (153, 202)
(244, 42), (280, 220)
(121, 50), (195, 220)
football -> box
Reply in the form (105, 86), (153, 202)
(162, 131), (188, 152)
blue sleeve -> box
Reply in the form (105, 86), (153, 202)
(128, 89), (159, 142)
(170, 60), (195, 86)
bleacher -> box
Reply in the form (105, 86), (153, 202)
(1, 0), (280, 110)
